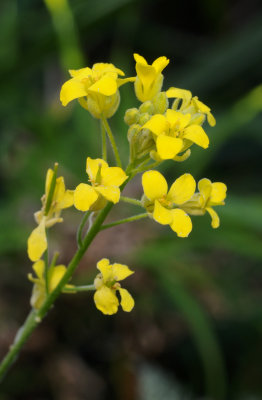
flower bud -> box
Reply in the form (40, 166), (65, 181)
(127, 124), (140, 143)
(124, 108), (140, 125)
(87, 91), (120, 119)
(152, 92), (168, 114)
(139, 101), (154, 115)
(138, 113), (150, 126)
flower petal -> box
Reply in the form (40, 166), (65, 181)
(97, 258), (112, 282)
(74, 183), (98, 211)
(166, 87), (192, 108)
(94, 286), (119, 315)
(167, 173), (196, 205)
(170, 209), (192, 237)
(118, 288), (135, 312)
(134, 53), (148, 66)
(49, 265), (67, 292)
(59, 190), (74, 209)
(96, 185), (120, 203)
(30, 283), (46, 310)
(92, 62), (125, 77)
(156, 135), (183, 160)
(88, 76), (118, 96)
(153, 200), (173, 225)
(152, 56), (169, 73)
(210, 182), (227, 204)
(117, 77), (136, 88)
(142, 170), (168, 201)
(198, 178), (212, 202)
(69, 67), (92, 78)
(27, 219), (47, 262)
(142, 114), (168, 136)
(111, 263), (134, 281)
(32, 260), (45, 280)
(53, 176), (66, 203)
(207, 113), (216, 127)
(86, 157), (108, 181)
(60, 78), (87, 106)
(192, 97), (211, 114)
(183, 125), (209, 149)
(206, 207), (220, 228)
(101, 167), (127, 187)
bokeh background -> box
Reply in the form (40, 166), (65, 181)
(0, 0), (262, 399)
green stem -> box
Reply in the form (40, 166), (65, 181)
(100, 213), (148, 230)
(120, 196), (143, 207)
(0, 162), (137, 380)
(101, 116), (122, 168)
(0, 310), (38, 382)
(0, 202), (114, 381)
(133, 160), (161, 175)
(63, 284), (95, 293)
(77, 211), (91, 248)
(100, 120), (107, 161)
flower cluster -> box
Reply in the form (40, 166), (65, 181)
(26, 54), (226, 316)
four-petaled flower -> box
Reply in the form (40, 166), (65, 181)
(94, 258), (134, 315)
(183, 178), (227, 228)
(134, 54), (169, 102)
(27, 168), (74, 262)
(143, 109), (209, 161)
(28, 260), (72, 309)
(60, 63), (135, 118)
(142, 170), (196, 237)
(74, 157), (128, 212)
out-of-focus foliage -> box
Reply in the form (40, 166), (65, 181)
(0, 0), (262, 399)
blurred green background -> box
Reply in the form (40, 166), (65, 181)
(0, 0), (262, 399)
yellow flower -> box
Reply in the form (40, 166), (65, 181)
(142, 109), (209, 161)
(166, 87), (216, 127)
(27, 168), (74, 262)
(74, 157), (128, 212)
(94, 258), (134, 315)
(35, 168), (74, 228)
(134, 54), (169, 102)
(182, 178), (227, 228)
(28, 260), (71, 309)
(60, 63), (135, 118)
(142, 170), (196, 237)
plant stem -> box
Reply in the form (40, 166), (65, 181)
(133, 160), (161, 175)
(0, 202), (114, 381)
(100, 120), (107, 161)
(77, 210), (91, 248)
(120, 196), (143, 207)
(0, 162), (137, 380)
(100, 213), (148, 230)
(101, 116), (122, 168)
(63, 284), (95, 293)
(0, 310), (38, 382)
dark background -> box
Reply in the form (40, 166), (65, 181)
(0, 0), (262, 399)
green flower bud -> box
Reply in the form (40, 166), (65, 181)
(152, 92), (168, 114)
(124, 108), (139, 125)
(139, 101), (154, 115)
(127, 124), (140, 143)
(138, 113), (150, 126)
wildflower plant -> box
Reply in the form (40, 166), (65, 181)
(0, 54), (227, 380)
